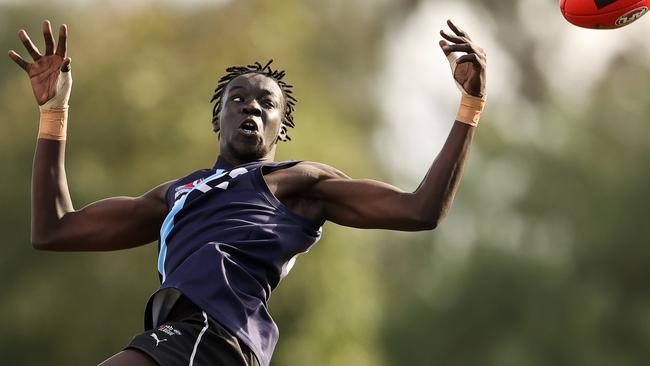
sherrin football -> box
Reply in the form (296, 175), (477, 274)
(561, 0), (649, 29)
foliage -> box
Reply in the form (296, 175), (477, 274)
(0, 1), (648, 365)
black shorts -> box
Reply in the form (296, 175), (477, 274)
(125, 296), (259, 366)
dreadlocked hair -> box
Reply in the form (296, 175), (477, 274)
(210, 59), (297, 142)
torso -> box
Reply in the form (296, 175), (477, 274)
(153, 159), (327, 366)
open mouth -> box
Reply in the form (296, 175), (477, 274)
(238, 120), (259, 135)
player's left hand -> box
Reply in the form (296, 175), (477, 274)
(439, 20), (486, 98)
(7, 20), (71, 108)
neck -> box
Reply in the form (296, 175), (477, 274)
(218, 150), (276, 168)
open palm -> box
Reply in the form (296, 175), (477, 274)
(8, 20), (70, 106)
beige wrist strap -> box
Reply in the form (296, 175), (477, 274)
(38, 107), (68, 140)
(456, 94), (486, 127)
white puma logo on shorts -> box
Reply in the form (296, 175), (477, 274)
(150, 333), (168, 347)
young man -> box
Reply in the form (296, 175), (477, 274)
(8, 19), (486, 366)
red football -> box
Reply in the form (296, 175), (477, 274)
(561, 0), (649, 29)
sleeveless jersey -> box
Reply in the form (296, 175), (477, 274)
(146, 157), (323, 366)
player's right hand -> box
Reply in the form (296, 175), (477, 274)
(7, 20), (72, 108)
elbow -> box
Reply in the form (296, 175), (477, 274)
(31, 237), (50, 251)
(31, 233), (59, 251)
(406, 195), (447, 231)
(412, 209), (446, 231)
(416, 218), (439, 231)
(409, 213), (440, 231)
(424, 220), (439, 231)
(400, 194), (447, 231)
(31, 239), (48, 251)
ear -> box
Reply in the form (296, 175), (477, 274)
(277, 124), (291, 142)
(212, 115), (220, 134)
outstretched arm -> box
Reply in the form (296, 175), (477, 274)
(310, 20), (486, 231)
(8, 21), (170, 251)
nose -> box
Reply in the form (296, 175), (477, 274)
(242, 100), (262, 117)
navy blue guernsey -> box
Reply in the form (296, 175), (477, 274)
(147, 157), (322, 366)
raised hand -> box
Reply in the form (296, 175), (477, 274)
(7, 20), (71, 106)
(439, 20), (486, 98)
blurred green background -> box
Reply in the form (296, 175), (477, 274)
(1, 0), (649, 365)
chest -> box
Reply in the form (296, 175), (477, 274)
(171, 165), (323, 224)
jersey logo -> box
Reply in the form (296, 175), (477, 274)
(174, 178), (207, 203)
(172, 167), (249, 206)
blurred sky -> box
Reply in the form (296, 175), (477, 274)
(376, 0), (650, 185)
(371, 0), (650, 259)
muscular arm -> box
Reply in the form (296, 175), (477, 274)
(305, 21), (485, 231)
(310, 122), (474, 231)
(10, 21), (169, 251)
(32, 139), (170, 251)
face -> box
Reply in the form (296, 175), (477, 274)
(214, 73), (286, 164)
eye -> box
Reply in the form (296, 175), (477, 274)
(231, 96), (243, 102)
(262, 99), (275, 109)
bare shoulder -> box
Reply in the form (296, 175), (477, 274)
(287, 161), (350, 181)
(264, 161), (349, 199)
(141, 180), (175, 206)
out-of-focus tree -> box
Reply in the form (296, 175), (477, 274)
(377, 1), (650, 365)
(0, 1), (388, 364)
(1, 0), (649, 365)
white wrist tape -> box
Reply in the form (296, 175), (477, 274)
(39, 69), (72, 110)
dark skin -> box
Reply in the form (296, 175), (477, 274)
(9, 20), (486, 365)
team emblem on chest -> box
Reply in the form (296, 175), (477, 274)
(173, 167), (249, 205)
